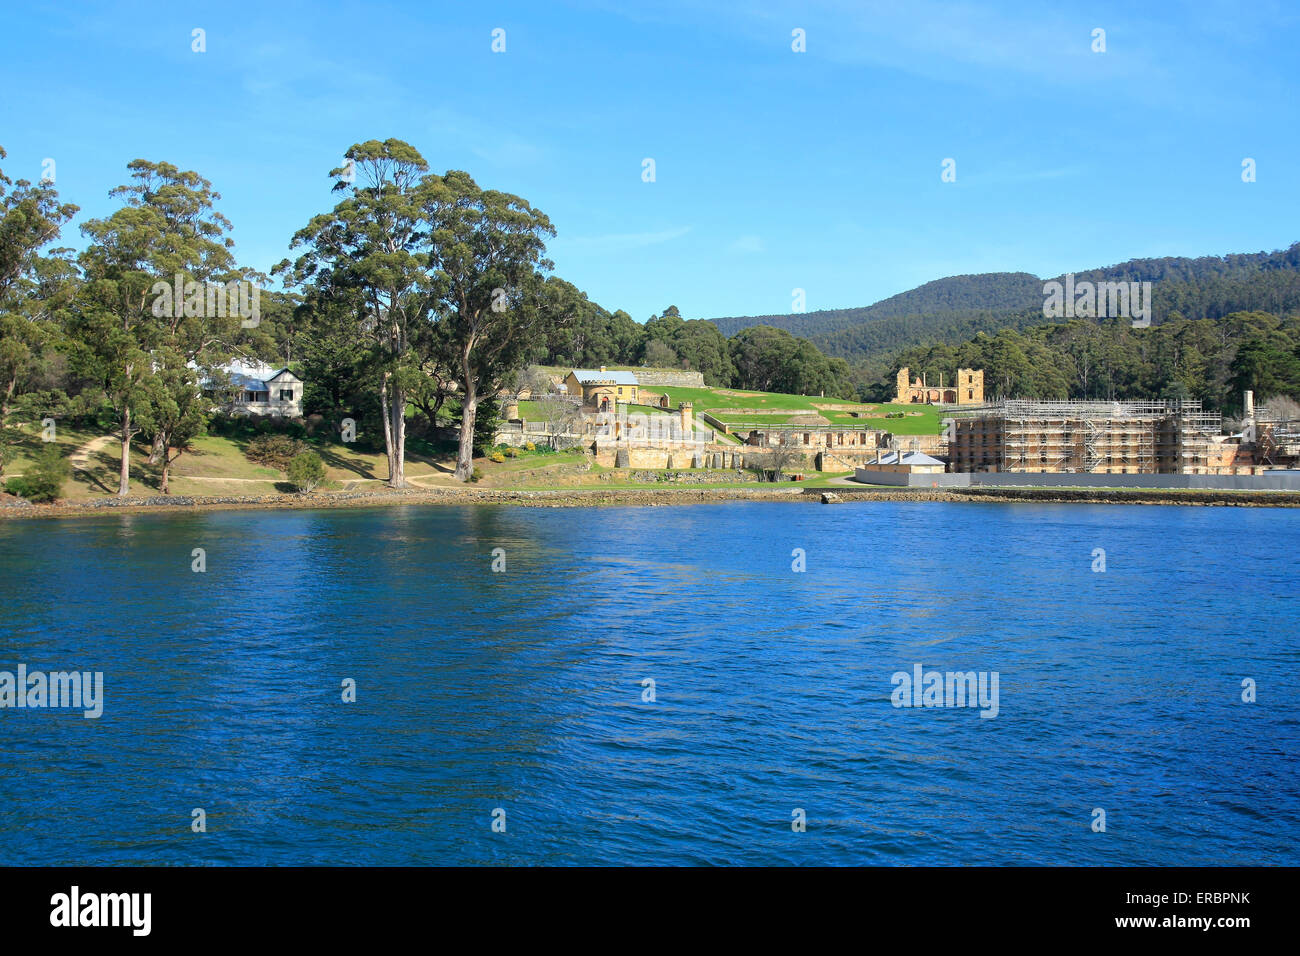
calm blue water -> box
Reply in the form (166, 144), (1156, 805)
(0, 501), (1296, 866)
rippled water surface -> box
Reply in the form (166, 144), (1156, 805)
(1, 501), (1297, 865)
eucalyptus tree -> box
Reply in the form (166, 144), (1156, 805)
(278, 139), (436, 487)
(422, 170), (556, 480)
(135, 345), (206, 494)
(0, 146), (80, 474)
(75, 160), (248, 495)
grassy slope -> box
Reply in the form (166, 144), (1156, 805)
(4, 424), (102, 473)
(518, 375), (942, 435)
(3, 422), (475, 501)
(4, 386), (903, 503)
(652, 386), (942, 435)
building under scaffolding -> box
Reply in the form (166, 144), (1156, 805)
(1255, 419), (1300, 468)
(949, 399), (1235, 475)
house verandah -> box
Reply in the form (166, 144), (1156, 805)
(200, 360), (304, 418)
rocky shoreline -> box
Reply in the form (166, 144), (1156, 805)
(2, 482), (1298, 519)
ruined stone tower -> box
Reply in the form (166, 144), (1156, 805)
(956, 368), (984, 405)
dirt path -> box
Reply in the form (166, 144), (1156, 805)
(69, 434), (118, 471)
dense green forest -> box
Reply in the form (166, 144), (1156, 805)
(707, 244), (1300, 392)
(709, 272), (1044, 339)
(875, 312), (1300, 415)
(524, 289), (857, 399)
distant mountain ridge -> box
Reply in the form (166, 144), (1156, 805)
(708, 272), (1043, 339)
(704, 243), (1300, 380)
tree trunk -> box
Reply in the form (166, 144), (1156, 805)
(160, 448), (170, 495)
(118, 406), (131, 496)
(0, 374), (13, 423)
(455, 378), (477, 482)
(390, 381), (406, 488)
(380, 372), (406, 489)
(380, 373), (394, 479)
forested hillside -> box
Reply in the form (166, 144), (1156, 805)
(708, 272), (1043, 340)
(526, 292), (858, 399)
(875, 312), (1300, 415)
(707, 244), (1300, 390)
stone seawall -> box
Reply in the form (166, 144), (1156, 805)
(5, 482), (1298, 520)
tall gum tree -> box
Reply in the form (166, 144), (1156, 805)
(422, 170), (556, 481)
(0, 146), (80, 474)
(76, 160), (246, 495)
(278, 139), (434, 488)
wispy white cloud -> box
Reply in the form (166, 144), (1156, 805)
(426, 108), (546, 169)
(555, 226), (692, 251)
(587, 0), (1215, 103)
(729, 234), (765, 253)
(756, 1), (1166, 89)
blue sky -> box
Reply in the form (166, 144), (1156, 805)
(2, 0), (1297, 322)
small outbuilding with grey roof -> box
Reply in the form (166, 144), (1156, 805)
(857, 450), (946, 474)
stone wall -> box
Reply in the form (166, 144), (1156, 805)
(590, 445), (761, 469)
(623, 470), (761, 484)
(698, 412), (730, 434)
(634, 369), (706, 388)
(884, 433), (948, 456)
(818, 448), (900, 472)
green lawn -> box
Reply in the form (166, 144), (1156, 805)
(486, 450), (586, 473)
(2, 423), (105, 473)
(651, 386), (942, 435)
(519, 384), (941, 436)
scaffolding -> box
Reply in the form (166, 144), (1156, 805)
(951, 400), (1222, 475)
(1256, 418), (1300, 467)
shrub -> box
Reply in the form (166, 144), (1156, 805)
(469, 467), (483, 483)
(286, 451), (326, 493)
(504, 446), (519, 458)
(488, 450), (506, 463)
(6, 444), (70, 503)
(246, 433), (308, 470)
(524, 442), (536, 451)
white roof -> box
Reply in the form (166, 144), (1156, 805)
(877, 450), (944, 465)
(221, 359), (283, 380)
(570, 369), (638, 386)
(192, 359), (298, 390)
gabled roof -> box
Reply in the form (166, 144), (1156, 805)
(228, 372), (271, 392)
(877, 450), (944, 466)
(570, 368), (638, 386)
(196, 360), (297, 389)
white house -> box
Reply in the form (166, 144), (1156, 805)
(203, 360), (304, 418)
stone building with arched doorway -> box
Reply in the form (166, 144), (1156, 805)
(895, 367), (984, 405)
